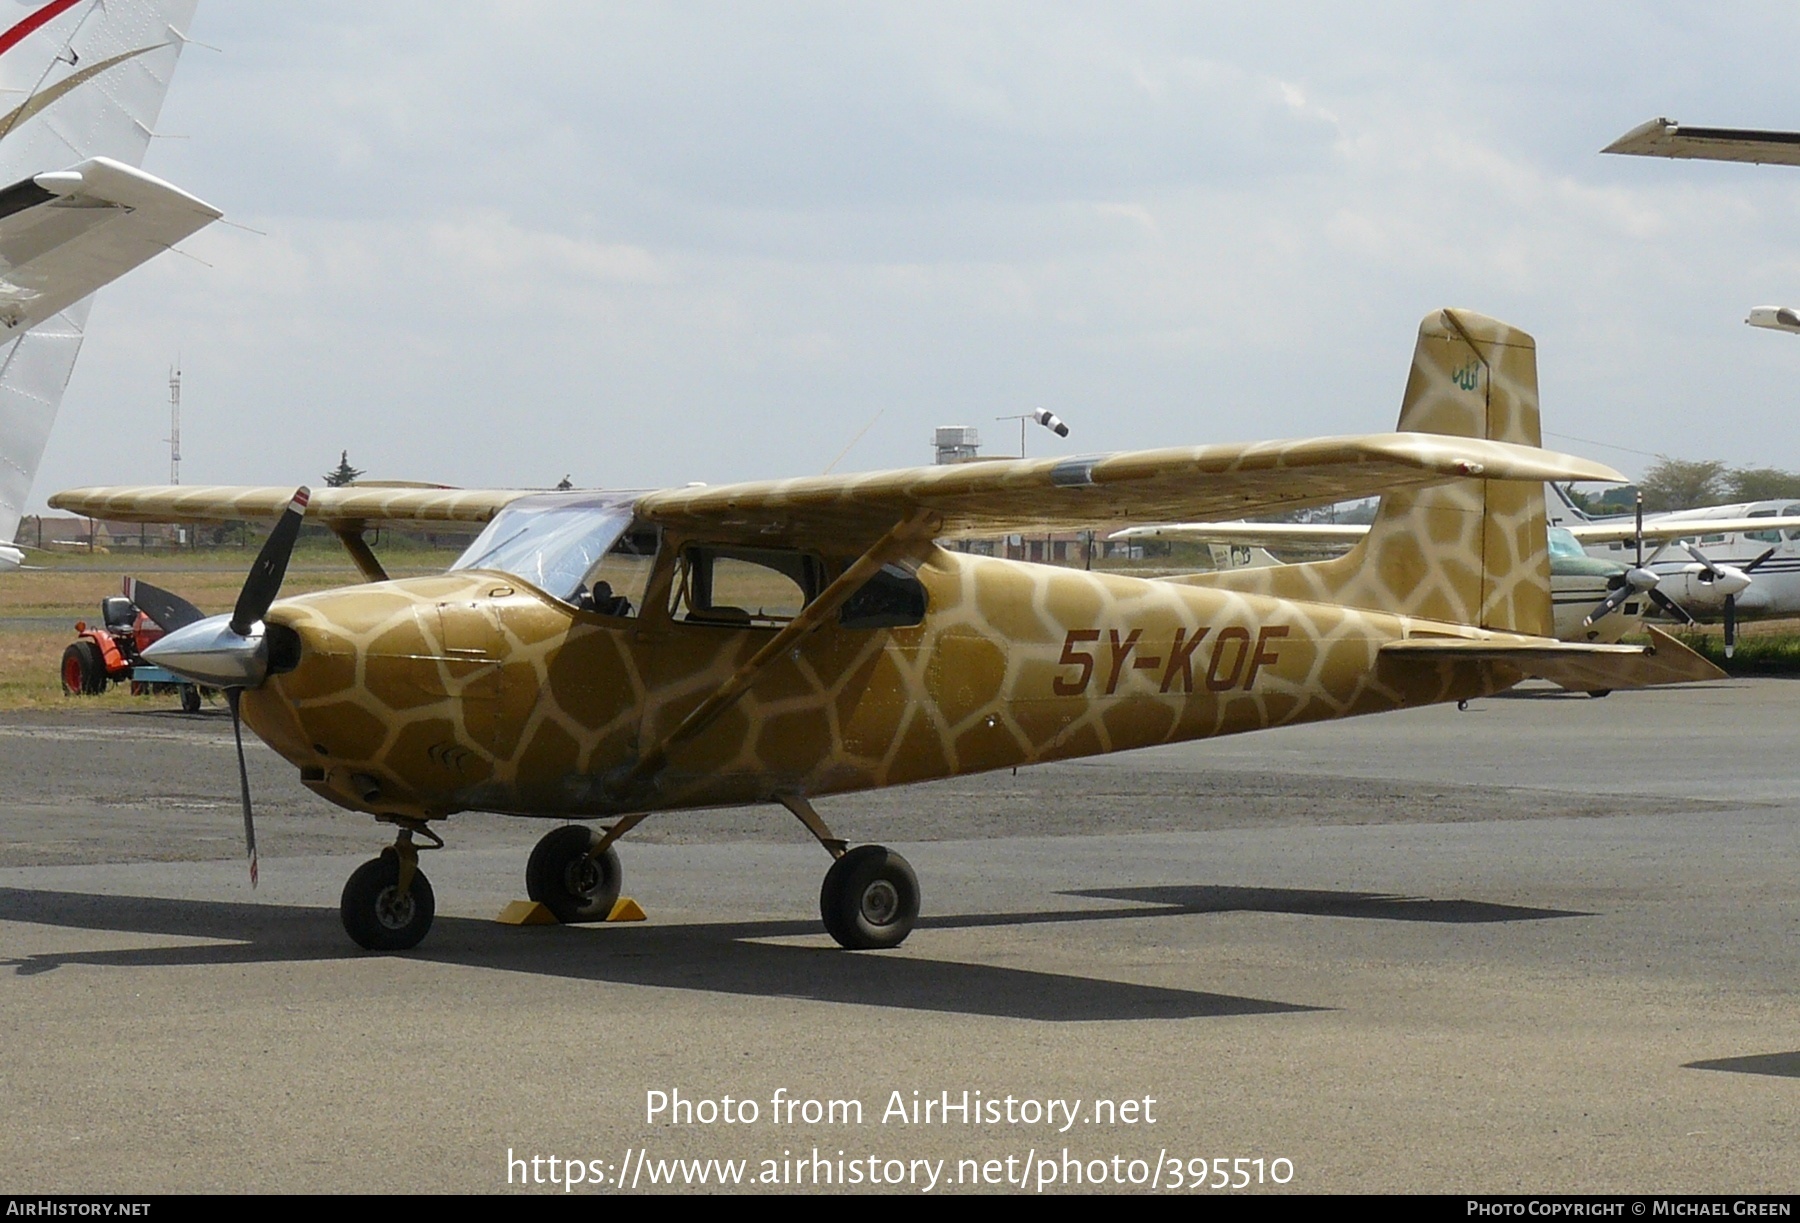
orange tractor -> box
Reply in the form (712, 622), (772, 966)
(61, 579), (207, 712)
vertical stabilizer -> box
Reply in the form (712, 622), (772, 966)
(1354, 308), (1551, 635)
(1175, 309), (1553, 635)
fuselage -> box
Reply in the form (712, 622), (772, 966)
(244, 549), (1517, 823)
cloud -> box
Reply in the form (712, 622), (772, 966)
(29, 2), (1800, 510)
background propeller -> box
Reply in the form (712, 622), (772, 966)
(1583, 493), (1699, 631)
(124, 577), (204, 632)
(1678, 540), (1772, 658)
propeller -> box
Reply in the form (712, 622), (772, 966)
(1676, 540), (1770, 658)
(1583, 493), (1694, 630)
(142, 487), (311, 885)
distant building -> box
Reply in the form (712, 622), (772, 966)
(934, 425), (982, 465)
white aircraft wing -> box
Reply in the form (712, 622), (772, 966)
(1108, 521), (1368, 546)
(1112, 515), (1800, 549)
(1746, 307), (1800, 334)
(1603, 117), (1800, 166)
(0, 157), (218, 333)
(1567, 517), (1800, 545)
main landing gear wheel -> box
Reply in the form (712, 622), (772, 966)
(820, 845), (919, 950)
(526, 824), (622, 924)
(180, 685), (203, 713)
(341, 850), (436, 951)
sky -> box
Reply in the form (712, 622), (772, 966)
(28, 1), (1800, 510)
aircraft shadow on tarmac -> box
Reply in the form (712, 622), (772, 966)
(1683, 1052), (1800, 1080)
(1064, 885), (1589, 924)
(0, 882), (1583, 1023)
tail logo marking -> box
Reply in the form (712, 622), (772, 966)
(1451, 361), (1481, 391)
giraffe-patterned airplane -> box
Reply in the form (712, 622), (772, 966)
(51, 308), (1724, 953)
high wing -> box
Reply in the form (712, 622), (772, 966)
(634, 434), (1619, 543)
(0, 157), (219, 332)
(52, 434), (1621, 544)
(1113, 516), (1800, 548)
(1604, 117), (1800, 166)
(49, 483), (533, 526)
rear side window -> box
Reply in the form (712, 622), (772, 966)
(840, 564), (927, 629)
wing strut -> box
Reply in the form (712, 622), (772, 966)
(330, 522), (389, 582)
(610, 510), (943, 798)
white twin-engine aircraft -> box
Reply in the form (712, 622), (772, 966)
(0, 0), (216, 571)
(1548, 486), (1800, 654)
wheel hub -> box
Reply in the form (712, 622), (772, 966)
(563, 858), (602, 897)
(374, 885), (416, 930)
(860, 880), (900, 926)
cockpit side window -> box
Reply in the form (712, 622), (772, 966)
(574, 525), (660, 619)
(1746, 508), (1782, 544)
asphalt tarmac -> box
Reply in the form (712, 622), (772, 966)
(0, 679), (1795, 1194)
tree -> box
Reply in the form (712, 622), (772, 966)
(324, 450), (364, 487)
(1637, 457), (1727, 512)
(1723, 466), (1800, 503)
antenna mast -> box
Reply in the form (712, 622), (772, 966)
(168, 365), (181, 484)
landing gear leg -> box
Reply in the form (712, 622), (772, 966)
(777, 793), (919, 951)
(341, 820), (441, 951)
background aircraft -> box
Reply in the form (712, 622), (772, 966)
(1549, 484), (1800, 652)
(1113, 515), (1660, 645)
(0, 0), (212, 571)
(1123, 485), (1800, 656)
(52, 310), (1722, 953)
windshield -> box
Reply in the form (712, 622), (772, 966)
(1547, 526), (1586, 560)
(451, 491), (643, 600)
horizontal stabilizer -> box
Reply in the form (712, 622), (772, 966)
(0, 156), (220, 333)
(1381, 625), (1725, 690)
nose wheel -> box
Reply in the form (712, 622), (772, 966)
(341, 822), (440, 951)
(341, 850), (436, 951)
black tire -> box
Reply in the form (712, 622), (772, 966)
(340, 853), (435, 951)
(526, 824), (622, 924)
(1587, 689), (1612, 699)
(820, 845), (919, 950)
(60, 640), (106, 695)
(180, 685), (202, 714)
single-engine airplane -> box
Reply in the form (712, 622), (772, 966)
(51, 309), (1724, 953)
